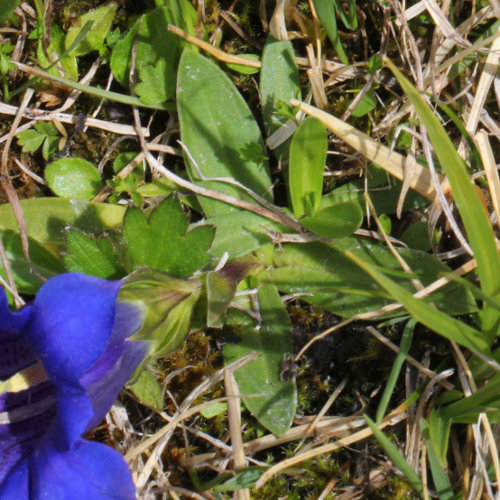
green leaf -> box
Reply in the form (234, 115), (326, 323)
(0, 0), (19, 25)
(215, 467), (266, 491)
(36, 23), (78, 80)
(300, 202), (363, 238)
(206, 256), (261, 327)
(45, 158), (102, 200)
(438, 371), (500, 423)
(224, 282), (297, 436)
(321, 164), (430, 215)
(177, 49), (272, 217)
(420, 418), (454, 500)
(267, 239), (475, 318)
(0, 230), (65, 294)
(345, 250), (490, 354)
(311, 0), (348, 64)
(333, 0), (358, 30)
(137, 177), (177, 198)
(134, 58), (176, 105)
(205, 210), (285, 261)
(401, 222), (432, 251)
(289, 116), (327, 218)
(0, 198), (125, 248)
(260, 35), (300, 161)
(65, 3), (117, 56)
(123, 196), (214, 277)
(200, 401), (227, 419)
(16, 130), (46, 154)
(386, 59), (500, 343)
(226, 54), (260, 74)
(120, 268), (202, 358)
(127, 369), (164, 410)
(427, 409), (451, 467)
(64, 229), (124, 279)
(17, 122), (60, 160)
(110, 1), (196, 93)
(376, 319), (415, 422)
(351, 88), (377, 117)
(365, 415), (423, 497)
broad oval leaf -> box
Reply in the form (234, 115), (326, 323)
(289, 116), (327, 218)
(260, 35), (301, 161)
(0, 198), (125, 247)
(45, 158), (102, 200)
(177, 49), (272, 217)
(224, 282), (297, 436)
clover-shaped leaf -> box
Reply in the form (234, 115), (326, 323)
(123, 196), (214, 277)
(17, 122), (60, 160)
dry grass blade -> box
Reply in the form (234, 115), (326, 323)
(224, 369), (250, 500)
(465, 35), (500, 138)
(422, 0), (470, 48)
(475, 131), (500, 231)
(289, 99), (438, 199)
(255, 407), (407, 488)
(0, 88), (40, 286)
(125, 352), (258, 460)
(0, 102), (149, 138)
(168, 24), (261, 68)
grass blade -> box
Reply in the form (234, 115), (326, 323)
(345, 250), (490, 355)
(385, 59), (500, 343)
(376, 319), (415, 422)
(365, 415), (423, 497)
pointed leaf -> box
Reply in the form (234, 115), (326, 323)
(65, 3), (117, 56)
(177, 49), (272, 216)
(206, 256), (261, 327)
(127, 369), (164, 410)
(267, 239), (476, 318)
(365, 415), (423, 497)
(311, 0), (347, 63)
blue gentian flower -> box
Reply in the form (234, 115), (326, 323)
(0, 273), (147, 499)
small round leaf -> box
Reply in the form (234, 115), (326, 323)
(45, 158), (102, 200)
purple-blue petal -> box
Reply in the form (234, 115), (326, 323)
(1, 436), (136, 500)
(0, 382), (56, 485)
(0, 274), (146, 499)
(0, 290), (34, 379)
(0, 289), (32, 334)
(26, 274), (122, 388)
